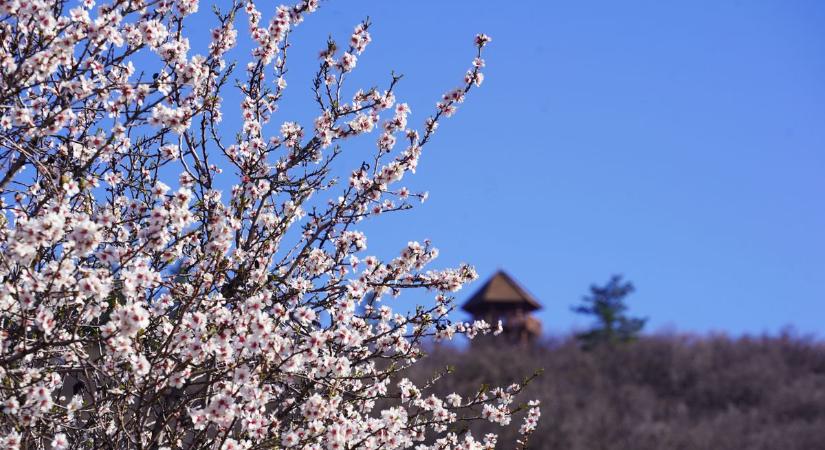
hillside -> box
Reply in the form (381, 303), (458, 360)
(406, 333), (825, 449)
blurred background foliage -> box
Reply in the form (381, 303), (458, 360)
(407, 331), (825, 449)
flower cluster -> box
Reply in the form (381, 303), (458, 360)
(150, 104), (193, 134)
(0, 1), (536, 449)
(520, 401), (542, 435)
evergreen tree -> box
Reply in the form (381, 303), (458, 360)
(572, 275), (646, 348)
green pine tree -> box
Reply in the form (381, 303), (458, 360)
(572, 275), (646, 349)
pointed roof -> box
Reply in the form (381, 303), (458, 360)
(462, 270), (542, 314)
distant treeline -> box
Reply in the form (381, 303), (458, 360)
(406, 332), (825, 450)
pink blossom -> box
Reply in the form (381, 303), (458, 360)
(0, 1), (532, 447)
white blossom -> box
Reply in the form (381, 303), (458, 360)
(0, 2), (533, 448)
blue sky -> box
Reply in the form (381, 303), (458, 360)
(190, 1), (825, 336)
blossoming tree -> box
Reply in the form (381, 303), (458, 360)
(0, 0), (539, 448)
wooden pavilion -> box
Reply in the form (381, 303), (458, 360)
(462, 270), (542, 345)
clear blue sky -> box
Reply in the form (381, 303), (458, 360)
(190, 1), (825, 336)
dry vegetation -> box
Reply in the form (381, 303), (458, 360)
(407, 332), (825, 449)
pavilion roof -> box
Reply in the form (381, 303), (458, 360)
(461, 270), (541, 314)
